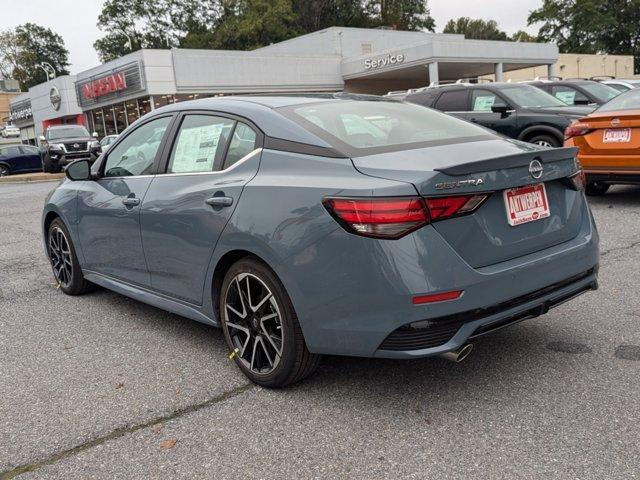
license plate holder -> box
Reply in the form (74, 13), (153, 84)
(503, 183), (550, 227)
(603, 128), (631, 143)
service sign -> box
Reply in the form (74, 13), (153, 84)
(81, 72), (127, 101)
(364, 53), (405, 70)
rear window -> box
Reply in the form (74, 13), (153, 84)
(597, 88), (640, 112)
(287, 100), (490, 152)
(580, 82), (620, 103)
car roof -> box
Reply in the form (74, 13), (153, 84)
(145, 94), (396, 149)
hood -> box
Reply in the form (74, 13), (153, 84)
(527, 105), (595, 117)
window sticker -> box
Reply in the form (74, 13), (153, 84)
(171, 124), (222, 173)
(473, 95), (496, 111)
(555, 91), (576, 105)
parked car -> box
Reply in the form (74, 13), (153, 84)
(40, 125), (102, 173)
(404, 82), (593, 147)
(1, 125), (20, 138)
(600, 78), (640, 93)
(565, 87), (640, 195)
(526, 79), (620, 107)
(0, 144), (42, 176)
(43, 95), (599, 387)
(99, 135), (118, 149)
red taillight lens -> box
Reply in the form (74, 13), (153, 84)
(412, 290), (463, 305)
(323, 197), (429, 239)
(324, 193), (490, 239)
(564, 121), (592, 140)
(425, 194), (489, 221)
(566, 169), (586, 191)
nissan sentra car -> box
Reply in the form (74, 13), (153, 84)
(42, 94), (599, 387)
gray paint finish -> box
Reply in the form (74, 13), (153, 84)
(42, 96), (599, 361)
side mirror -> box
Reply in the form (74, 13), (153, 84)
(491, 104), (513, 117)
(39, 135), (46, 142)
(92, 132), (99, 138)
(65, 159), (92, 181)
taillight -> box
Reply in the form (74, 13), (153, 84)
(566, 169), (586, 191)
(323, 193), (490, 239)
(564, 121), (592, 140)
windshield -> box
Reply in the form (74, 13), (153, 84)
(499, 85), (568, 108)
(580, 82), (620, 103)
(46, 126), (91, 140)
(287, 100), (490, 151)
(597, 88), (640, 112)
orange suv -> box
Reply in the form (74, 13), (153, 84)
(564, 88), (640, 195)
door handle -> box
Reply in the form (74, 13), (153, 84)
(205, 196), (233, 208)
(122, 197), (140, 207)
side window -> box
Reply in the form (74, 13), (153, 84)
(2, 146), (21, 156)
(471, 90), (504, 111)
(0, 148), (6, 156)
(551, 86), (588, 105)
(20, 146), (39, 155)
(168, 115), (235, 174)
(223, 123), (258, 169)
(104, 117), (171, 177)
(434, 90), (468, 111)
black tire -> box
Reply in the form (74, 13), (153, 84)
(0, 164), (10, 177)
(47, 218), (95, 295)
(585, 181), (610, 196)
(528, 134), (561, 148)
(220, 257), (321, 388)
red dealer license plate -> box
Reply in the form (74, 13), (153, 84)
(503, 183), (550, 226)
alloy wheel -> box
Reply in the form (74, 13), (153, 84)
(534, 140), (552, 147)
(48, 226), (73, 288)
(0, 166), (8, 177)
(223, 273), (284, 375)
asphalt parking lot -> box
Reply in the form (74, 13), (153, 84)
(1, 180), (639, 479)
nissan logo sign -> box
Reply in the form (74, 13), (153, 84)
(50, 86), (62, 111)
(529, 159), (544, 179)
(364, 53), (405, 70)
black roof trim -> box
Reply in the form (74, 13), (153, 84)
(264, 137), (348, 159)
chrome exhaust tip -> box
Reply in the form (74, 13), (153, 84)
(437, 343), (473, 363)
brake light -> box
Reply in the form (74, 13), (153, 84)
(566, 169), (586, 191)
(412, 290), (463, 304)
(323, 193), (490, 239)
(564, 121), (592, 140)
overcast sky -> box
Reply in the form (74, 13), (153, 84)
(0, 0), (543, 74)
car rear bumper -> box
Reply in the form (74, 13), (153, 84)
(286, 199), (599, 358)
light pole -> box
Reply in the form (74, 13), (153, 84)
(122, 31), (133, 51)
(38, 62), (56, 81)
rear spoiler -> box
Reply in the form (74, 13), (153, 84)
(435, 147), (578, 176)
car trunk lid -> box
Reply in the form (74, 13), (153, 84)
(351, 138), (585, 268)
(573, 111), (640, 161)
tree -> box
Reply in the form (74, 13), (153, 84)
(292, 0), (371, 33)
(443, 17), (508, 40)
(366, 0), (435, 31)
(528, 0), (640, 72)
(94, 0), (220, 61)
(510, 30), (539, 42)
(208, 0), (300, 50)
(0, 23), (69, 90)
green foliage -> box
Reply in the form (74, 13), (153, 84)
(365, 0), (435, 31)
(443, 17), (508, 41)
(510, 30), (539, 43)
(95, 0), (435, 56)
(0, 23), (69, 90)
(529, 0), (640, 72)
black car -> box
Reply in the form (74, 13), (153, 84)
(40, 125), (102, 173)
(526, 79), (620, 107)
(404, 82), (594, 147)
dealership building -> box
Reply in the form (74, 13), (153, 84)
(10, 27), (560, 143)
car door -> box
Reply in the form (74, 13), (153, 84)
(19, 146), (42, 171)
(76, 115), (174, 287)
(467, 89), (517, 137)
(140, 112), (262, 305)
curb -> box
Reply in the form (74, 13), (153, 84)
(0, 174), (65, 184)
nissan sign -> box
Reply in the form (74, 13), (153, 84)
(81, 72), (127, 101)
(50, 87), (62, 111)
(364, 53), (405, 70)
